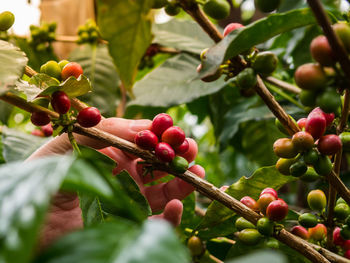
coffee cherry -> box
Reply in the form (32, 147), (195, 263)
(334, 203), (350, 220)
(155, 142), (175, 162)
(299, 90), (317, 107)
(300, 167), (320, 183)
(152, 0), (167, 9)
(266, 199), (288, 221)
(344, 240), (350, 250)
(235, 217), (256, 231)
(31, 129), (44, 137)
(31, 111), (51, 126)
(51, 91), (71, 114)
(333, 227), (346, 246)
(223, 23), (244, 37)
(276, 157), (297, 175)
(303, 149), (319, 165)
(187, 236), (204, 256)
(316, 89), (341, 114)
(337, 197), (347, 205)
(252, 52), (278, 76)
(236, 68), (257, 89)
(290, 226), (309, 240)
(297, 118), (307, 130)
(260, 188), (278, 199)
(323, 112), (335, 127)
(307, 189), (327, 211)
(305, 111), (326, 139)
(77, 107), (101, 128)
(308, 224), (327, 241)
(151, 113), (173, 137)
(203, 0), (230, 20)
(164, 0), (181, 16)
(273, 138), (298, 158)
(238, 229), (262, 245)
(0, 11), (15, 31)
(257, 217), (274, 236)
(58, 60), (69, 70)
(289, 159), (307, 177)
(41, 123), (53, 137)
(333, 23), (350, 52)
(61, 62), (84, 80)
(174, 139), (189, 154)
(310, 35), (335, 66)
(169, 156), (189, 173)
(345, 250), (350, 259)
(294, 63), (326, 90)
(240, 196), (259, 211)
(135, 130), (158, 150)
(317, 134), (342, 155)
(265, 238), (279, 249)
(42, 61), (61, 80)
(298, 213), (318, 228)
(254, 0), (281, 13)
(341, 225), (350, 240)
(292, 131), (314, 152)
(340, 132), (350, 152)
(258, 193), (277, 215)
(161, 126), (185, 147)
(313, 155), (333, 175)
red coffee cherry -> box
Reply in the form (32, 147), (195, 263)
(51, 91), (71, 114)
(291, 131), (314, 152)
(31, 129), (44, 137)
(266, 199), (288, 221)
(345, 250), (350, 259)
(223, 23), (244, 37)
(290, 226), (309, 240)
(161, 126), (186, 147)
(174, 138), (189, 154)
(344, 240), (350, 250)
(317, 134), (342, 155)
(333, 227), (346, 246)
(297, 118), (307, 130)
(155, 142), (175, 162)
(41, 123), (53, 137)
(260, 188), (278, 199)
(308, 224), (327, 241)
(134, 130), (158, 150)
(323, 112), (335, 127)
(31, 111), (51, 126)
(151, 113), (173, 137)
(294, 63), (326, 90)
(273, 138), (298, 158)
(257, 193), (277, 215)
(77, 107), (101, 128)
(305, 111), (326, 139)
(240, 196), (259, 211)
(61, 62), (84, 80)
(310, 35), (335, 66)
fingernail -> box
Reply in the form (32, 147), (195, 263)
(129, 119), (152, 132)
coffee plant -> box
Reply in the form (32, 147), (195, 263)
(2, 0), (350, 262)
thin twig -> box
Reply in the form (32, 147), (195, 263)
(116, 83), (127, 117)
(265, 76), (302, 94)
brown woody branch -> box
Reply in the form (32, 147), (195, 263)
(265, 76), (301, 94)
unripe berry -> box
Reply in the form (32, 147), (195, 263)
(235, 217), (256, 231)
(41, 123), (53, 137)
(155, 142), (175, 162)
(292, 131), (314, 152)
(340, 132), (350, 151)
(266, 199), (288, 221)
(254, 0), (281, 13)
(305, 111), (326, 139)
(169, 156), (189, 173)
(298, 213), (318, 228)
(290, 226), (309, 240)
(237, 229), (262, 245)
(51, 91), (71, 114)
(300, 167), (320, 183)
(273, 138), (298, 158)
(42, 61), (61, 80)
(161, 126), (185, 147)
(77, 107), (101, 128)
(58, 60), (69, 70)
(240, 196), (259, 211)
(31, 111), (51, 126)
(257, 217), (274, 236)
(134, 130), (158, 150)
(61, 62), (84, 80)
(294, 63), (326, 90)
(203, 0), (230, 20)
(313, 154), (333, 175)
(310, 35), (335, 66)
(308, 224), (327, 241)
(151, 113), (173, 137)
(187, 236), (204, 256)
(299, 90), (317, 107)
(276, 157), (297, 175)
(333, 227), (346, 246)
(236, 68), (257, 89)
(289, 159), (307, 177)
(257, 193), (276, 214)
(334, 203), (350, 220)
(316, 89), (341, 114)
(307, 190), (327, 211)
(303, 149), (319, 165)
(174, 139), (189, 154)
(252, 51), (278, 76)
(0, 11), (15, 31)
(223, 23), (244, 37)
(317, 134), (342, 155)
(260, 188), (278, 199)
(333, 22), (350, 52)
(341, 225), (350, 240)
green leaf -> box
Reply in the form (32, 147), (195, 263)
(197, 166), (296, 229)
(0, 40), (28, 94)
(0, 155), (75, 263)
(97, 0), (153, 94)
(78, 193), (105, 227)
(199, 9), (317, 78)
(69, 44), (120, 117)
(1, 127), (48, 162)
(35, 219), (190, 263)
(226, 250), (287, 263)
(153, 19), (214, 54)
(129, 53), (231, 108)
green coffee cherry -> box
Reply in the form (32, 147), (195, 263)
(316, 89), (341, 114)
(300, 167), (320, 183)
(236, 68), (257, 90)
(169, 156), (189, 173)
(0, 11), (15, 31)
(187, 236), (204, 256)
(276, 157), (298, 175)
(165, 1), (181, 16)
(313, 155), (332, 175)
(265, 238), (279, 249)
(289, 159), (307, 177)
(303, 149), (319, 165)
(235, 217), (256, 231)
(298, 213), (318, 228)
(238, 229), (262, 245)
(337, 197), (346, 205)
(299, 90), (317, 107)
(340, 132), (350, 151)
(334, 203), (350, 220)
(257, 217), (274, 236)
(252, 51), (278, 76)
(42, 61), (61, 80)
(58, 60), (70, 70)
(307, 190), (327, 211)
(203, 0), (230, 20)
(153, 0), (167, 8)
(341, 225), (350, 240)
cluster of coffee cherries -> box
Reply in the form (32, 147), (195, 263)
(295, 23), (350, 113)
(31, 61), (101, 132)
(0, 11), (14, 40)
(29, 21), (57, 52)
(274, 107), (342, 180)
(77, 19), (100, 45)
(234, 188), (288, 245)
(134, 113), (190, 173)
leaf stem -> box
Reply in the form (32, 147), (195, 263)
(265, 76), (301, 94)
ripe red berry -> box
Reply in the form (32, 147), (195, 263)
(223, 23), (244, 37)
(260, 188), (278, 199)
(31, 111), (51, 126)
(344, 240), (350, 250)
(310, 35), (335, 66)
(333, 227), (346, 246)
(41, 123), (53, 137)
(311, 107), (334, 127)
(290, 226), (309, 240)
(51, 91), (71, 114)
(77, 107), (101, 128)
(266, 199), (288, 221)
(317, 134), (342, 155)
(61, 62), (84, 80)
(297, 118), (307, 130)
(31, 129), (44, 137)
(308, 224), (327, 241)
(345, 250), (350, 259)
(174, 138), (189, 154)
(161, 126), (186, 147)
(155, 142), (175, 162)
(305, 111), (326, 139)
(151, 113), (173, 137)
(134, 130), (158, 150)
(240, 196), (259, 211)
(257, 193), (277, 215)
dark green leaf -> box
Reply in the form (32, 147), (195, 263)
(78, 193), (105, 227)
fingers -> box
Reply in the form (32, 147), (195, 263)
(149, 199), (183, 227)
(145, 165), (205, 212)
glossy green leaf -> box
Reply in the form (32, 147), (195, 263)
(153, 19), (214, 54)
(78, 193), (105, 227)
(0, 40), (28, 94)
(69, 44), (120, 117)
(129, 53), (230, 108)
(35, 220), (190, 263)
(97, 0), (153, 93)
(199, 9), (317, 78)
(0, 155), (75, 263)
(197, 166), (296, 229)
